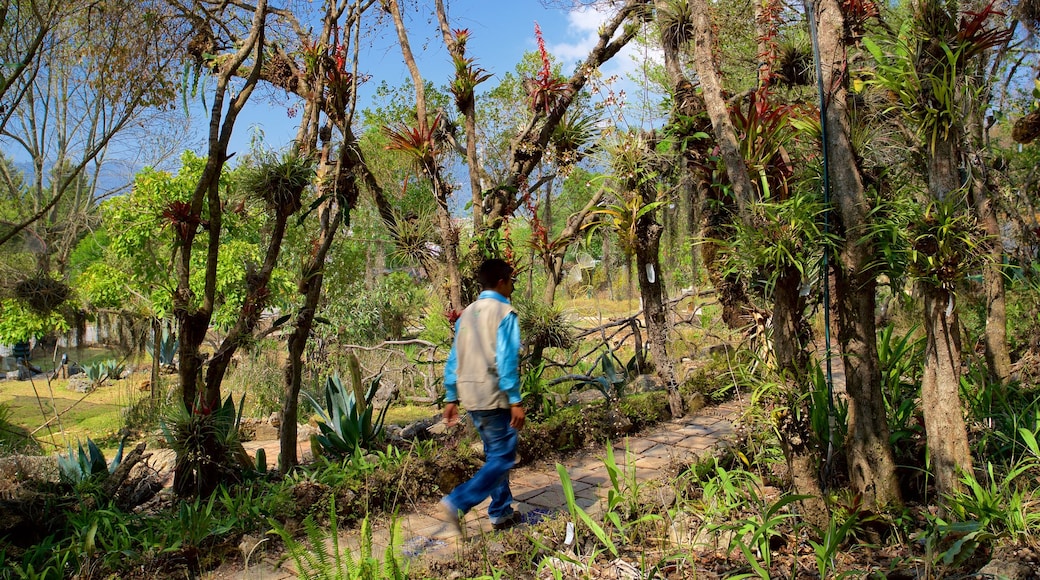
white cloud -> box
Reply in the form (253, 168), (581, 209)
(546, 4), (665, 125)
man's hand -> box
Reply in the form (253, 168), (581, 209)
(510, 404), (525, 430)
(443, 402), (460, 427)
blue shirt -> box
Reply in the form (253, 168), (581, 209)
(444, 290), (521, 405)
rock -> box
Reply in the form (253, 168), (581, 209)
(428, 421), (450, 435)
(5, 371), (18, 381)
(977, 559), (1037, 580)
(267, 412), (281, 428)
(253, 423), (279, 441)
(401, 417), (436, 439)
(568, 389), (604, 406)
(143, 448), (177, 486)
(630, 374), (664, 393)
(67, 377), (93, 393)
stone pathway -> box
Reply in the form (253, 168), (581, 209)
(208, 398), (745, 579)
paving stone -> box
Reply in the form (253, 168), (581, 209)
(644, 430), (688, 445)
(618, 437), (658, 454)
(676, 424), (715, 436)
(632, 455), (671, 472)
(522, 487), (569, 509)
(641, 443), (678, 460)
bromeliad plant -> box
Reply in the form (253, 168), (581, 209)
(307, 353), (394, 460)
(162, 393), (252, 498)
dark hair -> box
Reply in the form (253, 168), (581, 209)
(476, 259), (513, 290)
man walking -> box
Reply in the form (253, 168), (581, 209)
(440, 258), (525, 535)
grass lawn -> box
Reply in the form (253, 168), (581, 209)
(0, 375), (143, 455)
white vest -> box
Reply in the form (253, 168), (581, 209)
(454, 297), (514, 411)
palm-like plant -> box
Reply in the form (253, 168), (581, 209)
(238, 148), (315, 217)
(383, 114), (442, 172)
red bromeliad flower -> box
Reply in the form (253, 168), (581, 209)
(446, 308), (462, 327)
(453, 28), (470, 47)
(527, 23), (568, 114)
(161, 200), (201, 241)
(955, 2), (1012, 59)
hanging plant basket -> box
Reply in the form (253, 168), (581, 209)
(14, 275), (72, 314)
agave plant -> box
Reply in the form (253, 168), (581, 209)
(58, 436), (127, 486)
(82, 359), (126, 388)
(306, 353), (394, 460)
(571, 349), (638, 404)
(146, 329), (179, 367)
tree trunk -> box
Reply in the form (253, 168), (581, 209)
(150, 318), (161, 401)
(921, 286), (973, 496)
(772, 265), (809, 376)
(919, 127), (974, 496)
(815, 0), (901, 507)
(688, 0), (756, 217)
(634, 216), (683, 418)
(965, 118), (1011, 384)
(280, 140), (353, 472)
(204, 211), (290, 405)
(174, 1), (268, 412)
(777, 402), (830, 530)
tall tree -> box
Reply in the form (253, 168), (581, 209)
(865, 0), (1011, 495)
(172, 0), (270, 413)
(278, 0), (373, 473)
(383, 0), (465, 313)
(812, 0), (902, 507)
(0, 0), (183, 255)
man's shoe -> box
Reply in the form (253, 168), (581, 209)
(492, 511), (523, 531)
(437, 499), (463, 538)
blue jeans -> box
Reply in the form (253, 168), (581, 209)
(444, 408), (517, 523)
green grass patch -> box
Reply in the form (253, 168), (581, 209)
(384, 402), (438, 426)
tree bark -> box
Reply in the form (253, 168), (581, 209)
(814, 0), (901, 507)
(965, 115), (1011, 384)
(688, 0), (755, 218)
(772, 265), (809, 376)
(634, 212), (683, 418)
(921, 286), (973, 496)
(920, 128), (974, 495)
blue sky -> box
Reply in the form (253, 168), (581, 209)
(221, 0), (657, 155)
